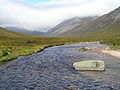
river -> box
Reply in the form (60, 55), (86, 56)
(0, 42), (120, 89)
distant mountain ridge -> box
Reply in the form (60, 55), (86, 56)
(4, 26), (45, 36)
(46, 7), (120, 38)
(0, 27), (34, 38)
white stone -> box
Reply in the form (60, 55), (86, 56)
(73, 60), (105, 71)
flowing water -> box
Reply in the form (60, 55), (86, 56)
(0, 42), (120, 90)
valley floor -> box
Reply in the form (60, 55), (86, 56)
(0, 42), (120, 89)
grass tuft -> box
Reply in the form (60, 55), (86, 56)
(79, 47), (88, 51)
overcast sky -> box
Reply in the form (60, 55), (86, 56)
(0, 0), (120, 31)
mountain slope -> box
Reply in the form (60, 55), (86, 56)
(47, 7), (120, 38)
(46, 16), (96, 36)
(0, 27), (36, 38)
(4, 26), (45, 36)
(64, 7), (120, 38)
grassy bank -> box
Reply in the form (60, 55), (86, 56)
(100, 37), (120, 50)
(0, 37), (81, 63)
(0, 28), (119, 63)
(77, 30), (120, 50)
(0, 36), (119, 63)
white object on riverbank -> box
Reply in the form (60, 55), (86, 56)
(73, 60), (105, 71)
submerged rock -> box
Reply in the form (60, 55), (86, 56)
(73, 60), (105, 71)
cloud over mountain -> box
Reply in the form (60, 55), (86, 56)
(0, 0), (120, 31)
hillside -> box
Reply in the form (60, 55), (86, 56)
(46, 7), (120, 39)
(47, 16), (96, 36)
(0, 27), (39, 39)
(0, 27), (82, 62)
(4, 26), (45, 36)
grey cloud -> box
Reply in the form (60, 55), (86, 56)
(0, 0), (120, 31)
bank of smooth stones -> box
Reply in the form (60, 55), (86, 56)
(73, 60), (105, 71)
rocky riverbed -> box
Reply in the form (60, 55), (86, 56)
(0, 42), (120, 90)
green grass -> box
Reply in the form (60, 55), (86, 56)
(100, 37), (120, 50)
(0, 27), (83, 63)
(0, 37), (82, 63)
(0, 27), (119, 63)
(90, 30), (120, 50)
(76, 28), (120, 50)
(0, 32), (119, 63)
(79, 47), (88, 51)
(0, 27), (32, 38)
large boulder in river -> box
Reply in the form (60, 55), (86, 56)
(73, 60), (105, 71)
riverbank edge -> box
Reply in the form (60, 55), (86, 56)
(0, 42), (82, 64)
(85, 47), (120, 59)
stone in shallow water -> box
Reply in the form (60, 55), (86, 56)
(73, 60), (105, 71)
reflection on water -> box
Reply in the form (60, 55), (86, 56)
(107, 66), (120, 73)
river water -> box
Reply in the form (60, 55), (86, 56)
(0, 42), (120, 90)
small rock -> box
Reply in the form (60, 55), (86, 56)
(73, 60), (105, 71)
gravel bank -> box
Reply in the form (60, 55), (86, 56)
(0, 42), (120, 90)
(101, 49), (120, 59)
(85, 47), (120, 59)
